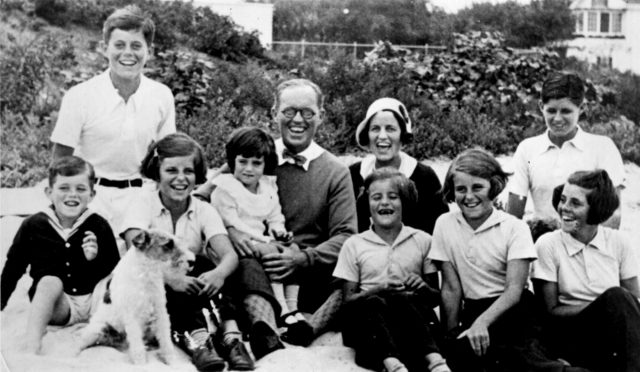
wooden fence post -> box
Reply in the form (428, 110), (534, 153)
(353, 42), (357, 59)
(301, 39), (306, 58)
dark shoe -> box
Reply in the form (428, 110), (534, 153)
(221, 338), (255, 371)
(174, 331), (226, 372)
(281, 320), (314, 346)
(249, 321), (284, 360)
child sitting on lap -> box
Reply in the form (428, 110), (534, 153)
(210, 127), (313, 345)
(0, 156), (120, 354)
(334, 168), (450, 372)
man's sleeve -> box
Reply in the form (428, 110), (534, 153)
(304, 167), (357, 267)
(50, 88), (84, 149)
(599, 137), (625, 188)
(157, 86), (176, 139)
(509, 142), (531, 197)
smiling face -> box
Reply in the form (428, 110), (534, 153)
(453, 171), (494, 229)
(158, 155), (196, 207)
(540, 97), (581, 144)
(273, 85), (324, 154)
(557, 183), (592, 237)
(103, 28), (150, 82)
(368, 178), (403, 231)
(46, 173), (95, 228)
(234, 155), (265, 193)
(368, 111), (402, 168)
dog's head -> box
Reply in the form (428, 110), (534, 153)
(131, 229), (195, 271)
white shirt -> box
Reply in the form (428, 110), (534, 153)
(428, 209), (537, 299)
(359, 151), (418, 180)
(532, 227), (638, 307)
(274, 139), (324, 171)
(51, 71), (176, 180)
(510, 128), (624, 220)
(210, 174), (286, 242)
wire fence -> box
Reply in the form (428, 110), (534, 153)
(271, 40), (447, 59)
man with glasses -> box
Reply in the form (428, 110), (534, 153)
(197, 78), (356, 358)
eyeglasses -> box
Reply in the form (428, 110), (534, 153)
(281, 107), (316, 120)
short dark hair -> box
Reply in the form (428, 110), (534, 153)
(140, 133), (207, 184)
(49, 156), (96, 188)
(273, 78), (324, 110)
(364, 167), (418, 222)
(442, 148), (511, 203)
(357, 110), (413, 147)
(103, 5), (155, 45)
(225, 127), (278, 175)
(541, 72), (585, 107)
(551, 169), (619, 225)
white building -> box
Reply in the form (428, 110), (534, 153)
(566, 0), (640, 74)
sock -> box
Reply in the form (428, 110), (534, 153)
(383, 357), (408, 372)
(243, 294), (278, 331)
(426, 352), (451, 372)
(221, 320), (242, 345)
(190, 328), (209, 348)
(309, 289), (342, 335)
(284, 284), (300, 312)
(271, 282), (290, 317)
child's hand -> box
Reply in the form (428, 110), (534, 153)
(82, 231), (98, 261)
(378, 277), (405, 293)
(271, 230), (293, 244)
(166, 274), (203, 295)
(458, 320), (491, 356)
(404, 273), (427, 291)
(198, 269), (226, 298)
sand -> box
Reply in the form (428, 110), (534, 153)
(2, 157), (639, 372)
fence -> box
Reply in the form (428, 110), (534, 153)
(271, 40), (447, 59)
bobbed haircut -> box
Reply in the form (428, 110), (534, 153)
(140, 133), (207, 184)
(103, 5), (155, 45)
(364, 167), (419, 222)
(442, 148), (511, 203)
(273, 78), (324, 110)
(551, 169), (619, 225)
(541, 71), (585, 107)
(49, 155), (96, 188)
(225, 127), (278, 175)
(357, 110), (413, 147)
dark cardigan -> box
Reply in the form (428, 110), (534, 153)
(349, 161), (449, 234)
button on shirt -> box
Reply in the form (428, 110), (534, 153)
(532, 227), (638, 307)
(51, 70), (176, 180)
(120, 190), (227, 256)
(428, 209), (537, 300)
(509, 128), (624, 221)
(333, 225), (437, 292)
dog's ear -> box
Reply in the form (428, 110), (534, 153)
(131, 229), (150, 250)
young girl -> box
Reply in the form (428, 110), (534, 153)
(428, 148), (537, 372)
(120, 133), (254, 371)
(532, 170), (640, 372)
(334, 168), (450, 372)
(209, 127), (313, 345)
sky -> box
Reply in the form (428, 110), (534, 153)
(431, 0), (531, 13)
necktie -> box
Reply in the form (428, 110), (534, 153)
(282, 148), (308, 168)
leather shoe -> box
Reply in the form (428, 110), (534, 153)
(221, 338), (255, 371)
(281, 320), (314, 346)
(249, 321), (284, 360)
(191, 345), (226, 372)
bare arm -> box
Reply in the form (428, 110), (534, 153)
(506, 193), (527, 219)
(621, 276), (640, 299)
(192, 164), (229, 202)
(537, 279), (587, 317)
(440, 261), (463, 331)
(52, 143), (74, 160)
(197, 234), (239, 298)
(341, 277), (405, 304)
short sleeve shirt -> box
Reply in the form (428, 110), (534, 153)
(532, 227), (638, 307)
(51, 71), (176, 180)
(120, 190), (226, 256)
(428, 209), (537, 299)
(509, 128), (624, 221)
(333, 225), (437, 292)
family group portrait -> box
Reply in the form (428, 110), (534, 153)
(1, 0), (640, 371)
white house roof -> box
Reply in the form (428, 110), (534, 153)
(570, 0), (629, 10)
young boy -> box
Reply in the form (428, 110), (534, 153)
(1, 156), (120, 354)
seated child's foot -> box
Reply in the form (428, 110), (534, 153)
(382, 357), (408, 372)
(428, 359), (452, 372)
(217, 332), (255, 371)
(280, 311), (314, 346)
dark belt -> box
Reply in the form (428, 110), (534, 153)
(95, 178), (143, 188)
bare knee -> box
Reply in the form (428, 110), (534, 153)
(34, 276), (64, 297)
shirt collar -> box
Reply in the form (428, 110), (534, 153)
(102, 69), (148, 105)
(454, 208), (506, 233)
(359, 151), (418, 180)
(151, 191), (195, 219)
(360, 225), (417, 248)
(561, 226), (612, 257)
(538, 126), (586, 154)
(275, 138), (325, 171)
(42, 205), (95, 240)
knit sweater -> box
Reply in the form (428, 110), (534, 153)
(275, 151), (357, 268)
(349, 161), (449, 234)
(1, 210), (119, 309)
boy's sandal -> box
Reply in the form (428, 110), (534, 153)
(278, 310), (303, 327)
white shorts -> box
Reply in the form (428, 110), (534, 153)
(65, 276), (111, 325)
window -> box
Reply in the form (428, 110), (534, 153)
(576, 12), (584, 33)
(600, 13), (610, 32)
(612, 12), (622, 33)
(588, 12), (597, 31)
(597, 56), (612, 68)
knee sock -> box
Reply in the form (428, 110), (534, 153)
(383, 357), (408, 372)
(285, 284), (305, 322)
(243, 294), (278, 331)
(309, 289), (343, 335)
(271, 282), (290, 317)
(426, 352), (451, 372)
(189, 328), (209, 348)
